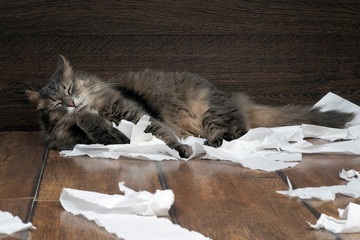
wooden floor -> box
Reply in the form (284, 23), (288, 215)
(1, 131), (360, 240)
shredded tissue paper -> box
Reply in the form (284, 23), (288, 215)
(59, 182), (211, 240)
(61, 92), (360, 172)
(0, 211), (35, 236)
(277, 169), (360, 201)
(277, 169), (360, 234)
(308, 202), (360, 234)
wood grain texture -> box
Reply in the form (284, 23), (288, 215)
(279, 154), (360, 240)
(30, 201), (120, 240)
(0, 131), (43, 239)
(30, 151), (163, 239)
(0, 199), (34, 240)
(281, 154), (360, 189)
(1, 1), (360, 35)
(1, 34), (359, 130)
(157, 159), (335, 240)
(0, 199), (32, 222)
(1, 137), (359, 239)
(0, 131), (45, 198)
(37, 151), (162, 200)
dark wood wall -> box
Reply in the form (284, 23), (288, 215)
(1, 1), (359, 130)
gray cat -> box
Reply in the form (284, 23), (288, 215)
(26, 56), (354, 158)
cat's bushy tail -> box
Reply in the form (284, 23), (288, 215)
(234, 93), (354, 129)
(247, 104), (354, 128)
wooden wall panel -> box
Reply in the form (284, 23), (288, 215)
(0, 1), (359, 130)
(1, 1), (359, 35)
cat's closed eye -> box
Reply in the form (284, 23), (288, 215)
(62, 82), (74, 95)
(67, 82), (74, 95)
(54, 101), (63, 108)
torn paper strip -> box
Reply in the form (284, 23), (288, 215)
(61, 92), (360, 172)
(276, 170), (360, 201)
(196, 140), (302, 172)
(61, 143), (180, 161)
(282, 139), (360, 155)
(60, 183), (211, 240)
(0, 211), (35, 235)
(302, 124), (354, 141)
(308, 202), (360, 234)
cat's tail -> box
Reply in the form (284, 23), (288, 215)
(247, 104), (354, 128)
(234, 93), (354, 129)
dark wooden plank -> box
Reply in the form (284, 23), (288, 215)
(0, 131), (45, 198)
(30, 201), (120, 240)
(31, 151), (162, 239)
(157, 159), (335, 240)
(281, 154), (360, 189)
(280, 154), (360, 240)
(37, 151), (162, 200)
(0, 131), (42, 238)
(1, 1), (359, 35)
(1, 35), (359, 130)
(0, 198), (33, 240)
(0, 199), (34, 240)
(0, 199), (32, 222)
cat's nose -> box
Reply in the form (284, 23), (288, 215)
(68, 101), (75, 107)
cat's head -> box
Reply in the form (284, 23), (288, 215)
(26, 55), (99, 124)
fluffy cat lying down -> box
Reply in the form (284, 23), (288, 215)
(26, 56), (354, 158)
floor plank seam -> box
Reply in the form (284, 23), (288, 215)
(276, 170), (322, 218)
(155, 162), (179, 225)
(26, 148), (49, 223)
(276, 170), (344, 240)
(0, 197), (33, 200)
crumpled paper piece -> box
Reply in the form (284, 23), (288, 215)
(60, 182), (174, 216)
(61, 92), (360, 172)
(61, 115), (181, 161)
(60, 183), (211, 240)
(308, 202), (360, 233)
(0, 211), (35, 235)
(339, 169), (360, 181)
(276, 169), (360, 201)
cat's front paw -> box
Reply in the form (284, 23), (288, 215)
(174, 144), (193, 158)
(204, 136), (223, 148)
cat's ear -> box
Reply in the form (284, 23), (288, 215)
(50, 55), (73, 82)
(25, 90), (44, 109)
